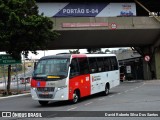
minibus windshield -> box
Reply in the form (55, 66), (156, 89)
(33, 58), (69, 78)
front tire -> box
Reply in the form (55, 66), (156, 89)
(38, 101), (49, 106)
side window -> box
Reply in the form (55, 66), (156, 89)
(35, 63), (45, 74)
(103, 57), (111, 71)
(110, 57), (118, 70)
(70, 58), (79, 78)
(78, 57), (89, 74)
(97, 57), (105, 72)
(88, 57), (98, 73)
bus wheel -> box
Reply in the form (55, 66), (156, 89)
(103, 85), (109, 96)
(38, 101), (49, 106)
(72, 91), (79, 104)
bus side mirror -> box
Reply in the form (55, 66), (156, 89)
(69, 64), (73, 68)
(34, 62), (37, 70)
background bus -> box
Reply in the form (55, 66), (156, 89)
(31, 54), (120, 105)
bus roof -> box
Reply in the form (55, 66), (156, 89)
(40, 54), (71, 60)
(86, 54), (116, 57)
(40, 54), (116, 60)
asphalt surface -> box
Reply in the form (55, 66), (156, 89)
(0, 80), (160, 120)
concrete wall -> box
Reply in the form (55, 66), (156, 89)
(115, 49), (141, 60)
(155, 47), (160, 79)
(143, 60), (151, 80)
(52, 17), (160, 30)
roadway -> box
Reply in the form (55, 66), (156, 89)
(0, 80), (160, 120)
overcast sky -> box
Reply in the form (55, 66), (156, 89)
(0, 48), (124, 59)
(28, 48), (122, 59)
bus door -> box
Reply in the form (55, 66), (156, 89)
(77, 57), (91, 97)
(96, 57), (106, 92)
(110, 57), (119, 87)
(69, 58), (91, 98)
(104, 57), (113, 87)
(89, 57), (101, 94)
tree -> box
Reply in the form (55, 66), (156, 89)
(69, 49), (80, 54)
(105, 49), (110, 53)
(0, 0), (59, 58)
(87, 48), (102, 53)
(0, 0), (59, 94)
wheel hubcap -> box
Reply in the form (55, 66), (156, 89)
(106, 88), (108, 94)
(73, 93), (78, 102)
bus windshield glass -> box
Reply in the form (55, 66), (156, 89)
(34, 58), (69, 78)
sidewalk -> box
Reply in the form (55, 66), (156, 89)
(0, 89), (30, 97)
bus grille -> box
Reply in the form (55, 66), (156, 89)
(39, 94), (53, 98)
(37, 87), (55, 92)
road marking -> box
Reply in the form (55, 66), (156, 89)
(67, 107), (77, 111)
(0, 93), (30, 100)
(109, 95), (114, 97)
(130, 88), (135, 91)
(136, 87), (139, 89)
(140, 83), (145, 87)
(124, 90), (129, 93)
(98, 98), (105, 101)
(85, 102), (93, 106)
(117, 93), (122, 95)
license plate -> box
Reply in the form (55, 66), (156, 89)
(47, 82), (55, 87)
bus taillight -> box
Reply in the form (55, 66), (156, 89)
(31, 78), (36, 88)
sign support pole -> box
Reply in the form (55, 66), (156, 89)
(147, 63), (149, 80)
(3, 65), (7, 91)
(16, 64), (19, 94)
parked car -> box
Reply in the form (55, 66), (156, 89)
(120, 65), (126, 82)
(20, 77), (31, 84)
(120, 73), (125, 82)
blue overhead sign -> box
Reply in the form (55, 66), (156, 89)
(37, 3), (136, 17)
(54, 3), (109, 17)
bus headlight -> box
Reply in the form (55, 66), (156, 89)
(57, 88), (61, 91)
(61, 95), (64, 98)
(32, 87), (36, 90)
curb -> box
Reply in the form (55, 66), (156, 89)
(0, 93), (31, 100)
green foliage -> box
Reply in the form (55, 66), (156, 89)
(0, 0), (59, 59)
(69, 49), (80, 54)
(105, 49), (110, 53)
(87, 48), (102, 53)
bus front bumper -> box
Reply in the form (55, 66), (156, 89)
(31, 87), (68, 101)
